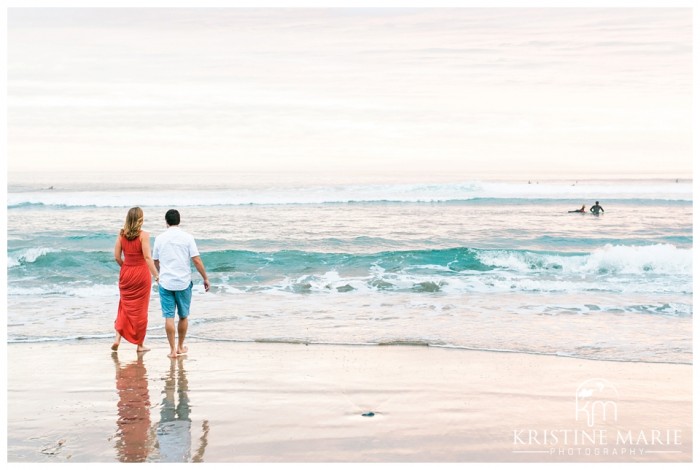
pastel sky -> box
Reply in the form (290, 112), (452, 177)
(7, 7), (693, 179)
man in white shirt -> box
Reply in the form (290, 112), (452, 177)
(153, 209), (210, 358)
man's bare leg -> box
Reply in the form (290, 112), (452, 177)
(177, 318), (189, 355)
(165, 318), (178, 358)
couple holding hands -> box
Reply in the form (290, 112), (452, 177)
(112, 207), (210, 358)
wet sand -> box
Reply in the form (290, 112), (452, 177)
(6, 340), (692, 463)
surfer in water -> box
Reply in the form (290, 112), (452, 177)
(568, 205), (586, 213)
(590, 201), (604, 215)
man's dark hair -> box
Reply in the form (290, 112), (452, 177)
(165, 209), (180, 226)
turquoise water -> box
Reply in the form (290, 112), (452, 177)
(6, 173), (692, 363)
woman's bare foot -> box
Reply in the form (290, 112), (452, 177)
(112, 332), (122, 351)
(137, 345), (151, 353)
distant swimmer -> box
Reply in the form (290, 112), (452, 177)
(568, 205), (586, 213)
(589, 201), (604, 215)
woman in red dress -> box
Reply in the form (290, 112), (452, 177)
(112, 207), (159, 352)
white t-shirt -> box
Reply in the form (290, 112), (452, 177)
(152, 226), (200, 291)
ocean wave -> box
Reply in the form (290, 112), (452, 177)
(7, 247), (62, 268)
(6, 202), (82, 210)
(7, 180), (692, 208)
(202, 244), (692, 279)
(7, 197), (692, 210)
(7, 247), (115, 270)
(8, 244), (692, 295)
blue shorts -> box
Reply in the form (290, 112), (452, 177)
(159, 283), (193, 319)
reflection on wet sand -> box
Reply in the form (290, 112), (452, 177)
(112, 352), (154, 462)
(156, 357), (209, 462)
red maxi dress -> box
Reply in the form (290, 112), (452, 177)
(115, 234), (151, 344)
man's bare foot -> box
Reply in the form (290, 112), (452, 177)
(168, 351), (178, 359)
(111, 343), (119, 351)
(177, 346), (189, 356)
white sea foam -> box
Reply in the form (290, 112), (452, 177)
(581, 244), (691, 275)
(7, 284), (119, 298)
(476, 244), (691, 276)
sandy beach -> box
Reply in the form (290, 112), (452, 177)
(6, 340), (692, 463)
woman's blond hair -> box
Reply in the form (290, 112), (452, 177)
(120, 207), (144, 240)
